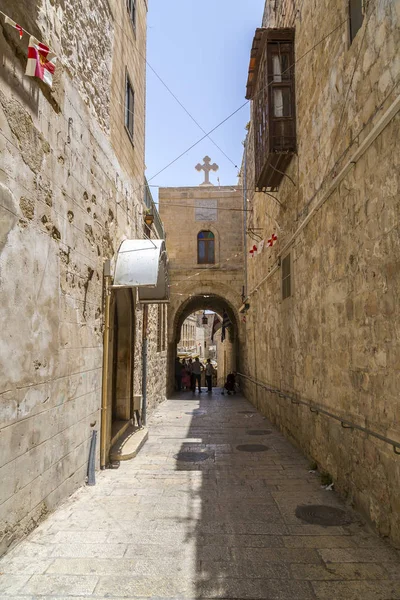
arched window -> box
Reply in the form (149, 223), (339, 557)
(197, 231), (215, 264)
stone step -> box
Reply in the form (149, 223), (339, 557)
(109, 425), (148, 462)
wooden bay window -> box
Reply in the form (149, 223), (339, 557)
(246, 28), (296, 190)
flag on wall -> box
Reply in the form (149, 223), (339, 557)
(267, 233), (278, 247)
(25, 36), (57, 88)
(4, 16), (23, 38)
(211, 314), (222, 342)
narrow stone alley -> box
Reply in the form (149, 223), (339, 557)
(0, 391), (399, 600)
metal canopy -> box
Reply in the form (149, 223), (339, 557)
(113, 239), (169, 303)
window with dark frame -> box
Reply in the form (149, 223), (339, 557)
(126, 0), (136, 31)
(349, 0), (364, 43)
(246, 29), (296, 189)
(125, 74), (134, 141)
(282, 253), (291, 300)
(197, 231), (215, 264)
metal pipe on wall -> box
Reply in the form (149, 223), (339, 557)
(87, 430), (97, 485)
(100, 275), (111, 469)
(243, 140), (248, 298)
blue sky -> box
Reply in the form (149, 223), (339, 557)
(145, 1), (265, 197)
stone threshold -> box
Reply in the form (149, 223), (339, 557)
(110, 424), (149, 462)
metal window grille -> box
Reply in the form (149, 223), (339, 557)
(282, 253), (291, 300)
(349, 0), (364, 43)
(250, 30), (296, 189)
(197, 231), (215, 264)
(125, 75), (134, 141)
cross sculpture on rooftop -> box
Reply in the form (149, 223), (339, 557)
(195, 156), (219, 186)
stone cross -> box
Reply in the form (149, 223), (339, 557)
(195, 156), (219, 186)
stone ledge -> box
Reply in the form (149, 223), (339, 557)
(109, 425), (148, 462)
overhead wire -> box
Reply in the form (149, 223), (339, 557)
(323, 8), (371, 181)
(2, 8), (349, 204)
(1, 9), (350, 242)
(246, 76), (400, 298)
(145, 16), (349, 186)
(94, 6), (240, 170)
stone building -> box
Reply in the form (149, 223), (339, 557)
(158, 158), (245, 392)
(177, 313), (197, 353)
(0, 0), (167, 556)
(242, 0), (400, 544)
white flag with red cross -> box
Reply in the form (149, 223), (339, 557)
(4, 16), (23, 38)
(26, 36), (57, 88)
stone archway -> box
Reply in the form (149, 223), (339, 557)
(167, 283), (243, 394)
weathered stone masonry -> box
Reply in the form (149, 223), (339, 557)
(0, 0), (166, 556)
(243, 0), (400, 545)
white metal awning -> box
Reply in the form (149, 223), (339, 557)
(113, 239), (169, 303)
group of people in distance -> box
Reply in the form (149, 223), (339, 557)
(175, 356), (237, 395)
(175, 356), (215, 393)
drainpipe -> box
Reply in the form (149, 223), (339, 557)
(141, 304), (149, 425)
(243, 140), (248, 298)
(100, 268), (112, 469)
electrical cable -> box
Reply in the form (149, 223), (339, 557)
(1, 9), (348, 196)
(246, 77), (400, 298)
(145, 17), (348, 186)
(323, 9), (371, 181)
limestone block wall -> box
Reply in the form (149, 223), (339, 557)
(0, 0), (166, 556)
(159, 185), (245, 389)
(242, 0), (400, 544)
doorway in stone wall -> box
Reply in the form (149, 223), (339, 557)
(108, 288), (135, 452)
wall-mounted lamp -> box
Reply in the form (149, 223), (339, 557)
(202, 311), (208, 325)
(144, 213), (154, 227)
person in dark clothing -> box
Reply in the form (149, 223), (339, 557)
(205, 359), (214, 393)
(175, 357), (183, 391)
(191, 357), (203, 393)
(187, 358), (194, 392)
(222, 372), (236, 395)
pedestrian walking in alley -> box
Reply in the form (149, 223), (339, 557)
(205, 358), (214, 393)
(191, 357), (203, 393)
(181, 360), (191, 390)
(175, 357), (183, 391)
(187, 358), (194, 391)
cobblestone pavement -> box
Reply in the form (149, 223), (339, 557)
(1, 391), (399, 599)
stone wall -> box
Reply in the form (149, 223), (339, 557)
(0, 0), (166, 556)
(159, 185), (245, 391)
(242, 0), (400, 544)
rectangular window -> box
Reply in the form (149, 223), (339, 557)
(282, 253), (291, 300)
(349, 0), (364, 43)
(125, 74), (134, 142)
(273, 87), (292, 117)
(198, 231), (215, 264)
(126, 0), (136, 30)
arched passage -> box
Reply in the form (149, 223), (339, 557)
(167, 292), (243, 394)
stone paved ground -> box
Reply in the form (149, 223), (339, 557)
(1, 391), (400, 599)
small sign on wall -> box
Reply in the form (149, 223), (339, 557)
(195, 199), (218, 222)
